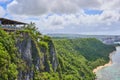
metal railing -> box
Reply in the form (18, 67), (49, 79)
(0, 25), (21, 30)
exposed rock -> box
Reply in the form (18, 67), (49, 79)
(16, 33), (58, 80)
(49, 41), (58, 72)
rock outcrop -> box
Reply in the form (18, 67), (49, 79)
(16, 32), (58, 80)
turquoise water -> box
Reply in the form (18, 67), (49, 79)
(96, 47), (120, 80)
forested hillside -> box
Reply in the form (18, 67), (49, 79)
(0, 30), (18, 80)
(0, 25), (59, 80)
(0, 25), (115, 80)
(53, 38), (116, 80)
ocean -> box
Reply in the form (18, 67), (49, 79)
(96, 47), (120, 80)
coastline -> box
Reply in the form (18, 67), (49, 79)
(93, 51), (116, 73)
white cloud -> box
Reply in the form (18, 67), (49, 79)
(5, 0), (120, 34)
(7, 0), (49, 15)
(99, 10), (120, 26)
(0, 6), (5, 17)
(100, 0), (120, 11)
(7, 0), (102, 15)
(51, 0), (79, 14)
(6, 11), (120, 34)
(71, 0), (101, 9)
(7, 0), (120, 18)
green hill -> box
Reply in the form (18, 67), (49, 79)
(0, 25), (115, 80)
(53, 38), (115, 80)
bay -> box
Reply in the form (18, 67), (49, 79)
(96, 47), (120, 80)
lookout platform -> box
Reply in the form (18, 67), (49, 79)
(0, 18), (28, 32)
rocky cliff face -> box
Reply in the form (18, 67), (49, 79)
(49, 42), (58, 72)
(16, 32), (58, 80)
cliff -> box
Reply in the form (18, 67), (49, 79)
(16, 31), (58, 80)
(0, 27), (58, 80)
(0, 26), (116, 80)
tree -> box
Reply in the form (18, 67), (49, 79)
(0, 43), (10, 80)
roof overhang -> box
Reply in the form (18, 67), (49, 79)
(0, 18), (28, 25)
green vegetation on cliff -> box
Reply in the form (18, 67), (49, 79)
(53, 38), (115, 80)
(0, 30), (18, 80)
(0, 24), (59, 80)
(0, 24), (115, 80)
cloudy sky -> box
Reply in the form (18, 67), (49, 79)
(0, 0), (120, 35)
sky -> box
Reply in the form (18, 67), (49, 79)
(0, 0), (120, 35)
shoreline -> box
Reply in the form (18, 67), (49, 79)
(93, 51), (116, 73)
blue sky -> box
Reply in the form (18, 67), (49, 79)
(84, 9), (103, 15)
(0, 0), (12, 9)
(0, 0), (120, 35)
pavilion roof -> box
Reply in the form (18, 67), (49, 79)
(0, 18), (27, 25)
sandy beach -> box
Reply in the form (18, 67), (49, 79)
(93, 51), (116, 73)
